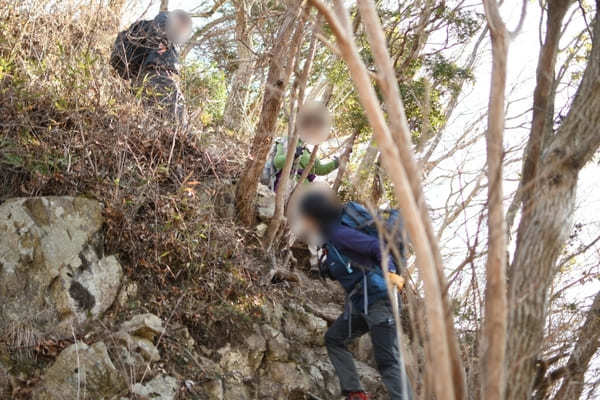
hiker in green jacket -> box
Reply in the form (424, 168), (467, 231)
(271, 139), (339, 189)
(262, 102), (339, 190)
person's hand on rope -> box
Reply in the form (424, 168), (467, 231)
(387, 272), (405, 291)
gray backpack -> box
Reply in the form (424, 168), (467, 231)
(260, 138), (285, 190)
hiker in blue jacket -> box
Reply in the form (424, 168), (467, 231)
(298, 190), (410, 400)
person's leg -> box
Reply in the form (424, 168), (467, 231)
(325, 311), (369, 395)
(169, 74), (186, 127)
(366, 300), (411, 400)
(146, 73), (185, 125)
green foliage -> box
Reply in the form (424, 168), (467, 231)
(0, 56), (12, 80)
(424, 54), (474, 96)
(181, 62), (228, 125)
(433, 5), (481, 42)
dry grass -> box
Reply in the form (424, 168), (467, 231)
(0, 3), (275, 391)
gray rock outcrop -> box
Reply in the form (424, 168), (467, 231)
(32, 313), (166, 399)
(131, 374), (179, 400)
(33, 341), (126, 400)
(0, 197), (123, 344)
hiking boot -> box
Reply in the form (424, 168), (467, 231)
(346, 391), (369, 400)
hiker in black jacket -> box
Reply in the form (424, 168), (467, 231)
(110, 10), (192, 124)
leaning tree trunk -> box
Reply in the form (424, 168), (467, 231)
(235, 5), (303, 225)
(355, 0), (467, 396)
(309, 0), (464, 398)
(223, 0), (255, 133)
(333, 128), (360, 192)
(265, 9), (316, 244)
(506, 6), (600, 399)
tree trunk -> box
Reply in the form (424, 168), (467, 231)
(355, 0), (466, 397)
(333, 129), (360, 192)
(553, 291), (600, 400)
(351, 136), (378, 201)
(265, 11), (317, 244)
(506, 8), (600, 399)
(369, 155), (383, 205)
(480, 2), (509, 399)
(223, 0), (255, 133)
(235, 5), (303, 225)
(160, 0), (169, 12)
(519, 0), (573, 205)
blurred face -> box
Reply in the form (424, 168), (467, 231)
(297, 215), (325, 246)
(297, 103), (331, 145)
(288, 183), (335, 246)
(167, 12), (192, 44)
(299, 113), (327, 130)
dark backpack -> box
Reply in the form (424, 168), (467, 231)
(339, 201), (407, 268)
(321, 202), (407, 330)
(110, 20), (155, 80)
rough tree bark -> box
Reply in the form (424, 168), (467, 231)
(520, 0), (574, 205)
(506, 0), (573, 235)
(480, 2), (509, 399)
(553, 291), (600, 400)
(223, 0), (256, 133)
(506, 6), (600, 399)
(160, 0), (169, 12)
(235, 4), (303, 225)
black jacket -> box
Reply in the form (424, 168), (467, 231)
(110, 12), (181, 80)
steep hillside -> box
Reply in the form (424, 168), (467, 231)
(0, 4), (389, 400)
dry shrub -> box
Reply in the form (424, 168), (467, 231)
(0, 0), (266, 354)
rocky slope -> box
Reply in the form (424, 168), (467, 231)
(0, 196), (387, 399)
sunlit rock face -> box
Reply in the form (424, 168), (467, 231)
(33, 341), (126, 400)
(0, 197), (123, 344)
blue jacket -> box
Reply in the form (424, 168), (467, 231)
(324, 223), (397, 312)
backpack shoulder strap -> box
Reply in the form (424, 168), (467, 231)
(327, 242), (353, 274)
(343, 202), (374, 230)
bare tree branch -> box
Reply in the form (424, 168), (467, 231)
(189, 0), (227, 18)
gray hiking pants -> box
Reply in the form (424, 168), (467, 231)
(325, 299), (411, 400)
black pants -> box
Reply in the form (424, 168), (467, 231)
(136, 71), (186, 126)
(325, 299), (412, 399)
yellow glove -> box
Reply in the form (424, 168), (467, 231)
(388, 272), (405, 291)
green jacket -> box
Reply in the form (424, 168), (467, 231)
(273, 141), (339, 176)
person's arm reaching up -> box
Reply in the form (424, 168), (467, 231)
(298, 148), (339, 175)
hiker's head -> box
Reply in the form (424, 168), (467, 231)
(297, 102), (331, 145)
(166, 10), (192, 44)
(297, 186), (341, 235)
